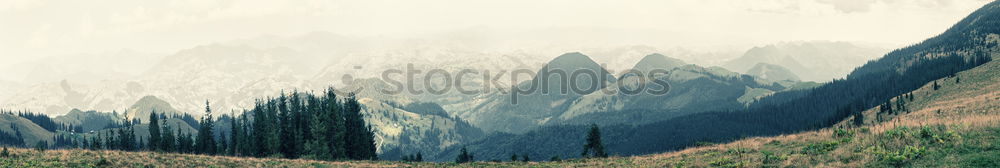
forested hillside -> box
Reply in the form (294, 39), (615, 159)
(446, 1), (1000, 161)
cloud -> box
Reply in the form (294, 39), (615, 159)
(0, 0), (994, 65)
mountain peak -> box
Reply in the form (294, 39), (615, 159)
(128, 95), (183, 121)
(536, 52), (614, 83)
(548, 52), (592, 66)
(631, 53), (687, 73)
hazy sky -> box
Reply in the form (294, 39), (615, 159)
(0, 0), (992, 67)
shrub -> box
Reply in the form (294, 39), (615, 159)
(709, 158), (744, 168)
(34, 141), (48, 151)
(761, 150), (786, 165)
(833, 128), (854, 138)
(726, 148), (752, 155)
(96, 156), (111, 166)
(871, 145), (926, 167)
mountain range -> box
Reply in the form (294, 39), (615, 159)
(0, 16), (908, 162)
(722, 41), (889, 82)
(435, 0), (1000, 161)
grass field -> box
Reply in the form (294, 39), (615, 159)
(2, 121), (998, 168)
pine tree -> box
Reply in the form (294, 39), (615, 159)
(34, 141), (47, 151)
(161, 124), (176, 153)
(343, 93), (376, 160)
(263, 100), (281, 157)
(852, 112), (864, 127)
(290, 91), (308, 159)
(177, 127), (190, 153)
(251, 101), (266, 157)
(237, 114), (251, 157)
(195, 100), (217, 155)
(277, 93), (296, 158)
(455, 146), (473, 163)
(305, 95), (333, 160)
(327, 91), (347, 159)
(92, 133), (102, 150)
(138, 137), (145, 151)
(582, 124), (608, 158)
(218, 134), (228, 155)
(229, 112), (241, 156)
(105, 131), (114, 150)
(117, 125), (127, 150)
(127, 119), (137, 151)
(148, 110), (161, 151)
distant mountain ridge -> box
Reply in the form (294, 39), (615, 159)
(722, 41), (888, 82)
(455, 52), (791, 133)
(746, 63), (800, 82)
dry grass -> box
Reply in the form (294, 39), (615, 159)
(0, 148), (412, 168)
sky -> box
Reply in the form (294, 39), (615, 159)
(0, 0), (993, 67)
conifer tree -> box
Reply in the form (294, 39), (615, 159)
(343, 93), (377, 160)
(852, 112), (864, 126)
(264, 100), (281, 157)
(305, 95), (333, 160)
(229, 112), (240, 156)
(195, 100), (217, 155)
(148, 110), (161, 151)
(1, 146), (8, 157)
(455, 146), (473, 163)
(290, 91), (308, 158)
(237, 114), (251, 157)
(218, 134), (228, 155)
(326, 90), (347, 159)
(582, 124), (608, 158)
(177, 127), (190, 153)
(161, 124), (176, 153)
(277, 93), (296, 158)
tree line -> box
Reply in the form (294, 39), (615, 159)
(0, 87), (378, 162)
(141, 88), (378, 160)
